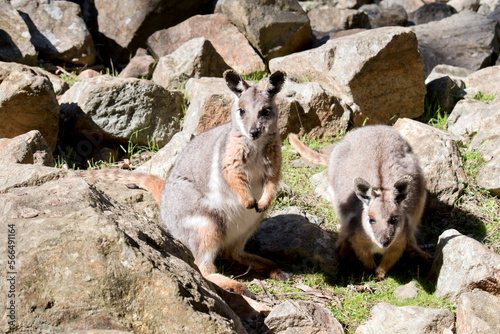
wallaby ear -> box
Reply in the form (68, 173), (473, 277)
(224, 70), (249, 97)
(265, 71), (286, 96)
(354, 177), (374, 205)
(393, 175), (413, 204)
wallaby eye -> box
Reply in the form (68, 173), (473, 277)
(260, 108), (271, 117)
(369, 217), (376, 225)
(390, 216), (399, 224)
(239, 108), (246, 116)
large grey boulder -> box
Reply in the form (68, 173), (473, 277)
(0, 61), (59, 152)
(118, 48), (155, 79)
(249, 206), (338, 275)
(11, 0), (96, 66)
(425, 75), (465, 113)
(0, 130), (53, 166)
(447, 100), (498, 137)
(411, 10), (500, 76)
(59, 76), (184, 148)
(408, 3), (457, 25)
(94, 0), (214, 63)
(429, 229), (500, 301)
(147, 14), (265, 75)
(456, 290), (500, 334)
(356, 303), (455, 334)
(275, 79), (347, 139)
(471, 129), (500, 197)
(0, 164), (245, 333)
(270, 27), (426, 126)
(394, 118), (464, 210)
(464, 65), (500, 97)
(136, 131), (192, 178)
(0, 0), (36, 65)
(380, 0), (425, 13)
(152, 38), (231, 90)
(425, 64), (472, 84)
(183, 77), (234, 136)
(308, 7), (371, 31)
(447, 98), (500, 196)
(216, 0), (312, 61)
(264, 300), (344, 334)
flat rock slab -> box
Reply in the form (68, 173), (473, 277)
(0, 164), (245, 333)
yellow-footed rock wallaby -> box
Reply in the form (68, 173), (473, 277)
(289, 125), (431, 279)
(81, 70), (288, 294)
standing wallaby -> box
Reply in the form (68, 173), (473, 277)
(289, 125), (431, 279)
(80, 70), (288, 294)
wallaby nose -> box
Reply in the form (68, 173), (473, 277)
(380, 238), (391, 248)
(250, 129), (260, 139)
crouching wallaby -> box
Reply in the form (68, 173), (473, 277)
(81, 70), (288, 294)
(289, 125), (431, 279)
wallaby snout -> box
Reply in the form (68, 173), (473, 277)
(250, 128), (260, 140)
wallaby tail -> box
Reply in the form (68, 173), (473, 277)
(288, 133), (329, 166)
(79, 169), (165, 206)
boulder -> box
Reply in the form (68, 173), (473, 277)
(447, 0), (481, 12)
(393, 281), (419, 302)
(425, 64), (472, 84)
(270, 27), (426, 126)
(429, 229), (500, 301)
(248, 206), (338, 275)
(411, 10), (500, 76)
(470, 129), (500, 197)
(447, 99), (500, 196)
(456, 290), (500, 334)
(216, 0), (312, 61)
(0, 0), (36, 65)
(37, 67), (70, 95)
(356, 303), (455, 334)
(11, 0), (96, 66)
(447, 100), (497, 137)
(408, 3), (457, 25)
(0, 61), (59, 152)
(380, 0), (425, 13)
(59, 76), (184, 148)
(0, 130), (53, 166)
(394, 118), (465, 210)
(264, 300), (344, 334)
(308, 7), (370, 31)
(275, 79), (347, 139)
(370, 5), (409, 28)
(136, 131), (192, 178)
(0, 164), (245, 333)
(464, 65), (500, 97)
(118, 48), (155, 79)
(183, 77), (234, 136)
(147, 14), (265, 75)
(425, 76), (465, 113)
(94, 0), (214, 64)
(152, 38), (231, 90)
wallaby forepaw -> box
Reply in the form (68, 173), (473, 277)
(374, 267), (386, 281)
(242, 198), (257, 210)
(221, 281), (255, 298)
(270, 268), (290, 281)
(255, 201), (269, 213)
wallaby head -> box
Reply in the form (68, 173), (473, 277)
(224, 70), (286, 141)
(354, 175), (413, 250)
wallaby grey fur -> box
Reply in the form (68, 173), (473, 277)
(289, 125), (430, 279)
(81, 70), (287, 294)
